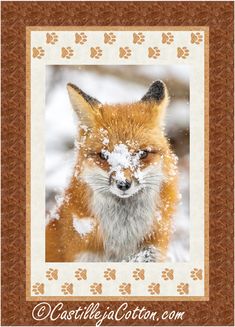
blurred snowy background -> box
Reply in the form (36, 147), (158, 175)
(45, 65), (190, 262)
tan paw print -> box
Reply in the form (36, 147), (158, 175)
(162, 32), (174, 44)
(46, 32), (58, 44)
(104, 32), (116, 44)
(148, 283), (160, 295)
(162, 268), (174, 280)
(90, 283), (102, 295)
(75, 268), (87, 280)
(90, 47), (102, 59)
(190, 268), (203, 280)
(46, 268), (58, 280)
(132, 268), (145, 280)
(61, 47), (74, 59)
(119, 47), (131, 59)
(104, 268), (116, 280)
(32, 47), (45, 59)
(61, 282), (73, 295)
(32, 283), (44, 295)
(191, 32), (203, 44)
(119, 283), (131, 295)
(148, 47), (160, 59)
(133, 32), (145, 44)
(75, 32), (87, 44)
(177, 283), (189, 295)
(177, 47), (189, 59)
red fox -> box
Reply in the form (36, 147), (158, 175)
(46, 80), (179, 262)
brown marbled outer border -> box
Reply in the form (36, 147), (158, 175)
(1, 1), (234, 326)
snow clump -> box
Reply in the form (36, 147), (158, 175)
(102, 144), (142, 182)
(72, 216), (95, 237)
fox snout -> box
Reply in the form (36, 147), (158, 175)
(116, 180), (132, 191)
(110, 169), (133, 191)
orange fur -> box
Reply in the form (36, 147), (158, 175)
(46, 82), (179, 262)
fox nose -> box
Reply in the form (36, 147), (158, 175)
(116, 180), (132, 191)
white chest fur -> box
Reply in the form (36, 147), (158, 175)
(92, 188), (158, 261)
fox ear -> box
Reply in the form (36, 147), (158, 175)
(67, 83), (102, 127)
(141, 80), (169, 122)
(141, 80), (168, 103)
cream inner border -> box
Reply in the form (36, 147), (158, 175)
(26, 26), (209, 301)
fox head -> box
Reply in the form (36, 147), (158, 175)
(67, 81), (176, 199)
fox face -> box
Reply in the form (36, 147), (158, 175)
(67, 81), (175, 199)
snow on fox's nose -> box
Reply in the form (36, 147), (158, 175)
(111, 168), (133, 184)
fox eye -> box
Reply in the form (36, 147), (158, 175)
(139, 150), (148, 159)
(99, 152), (108, 160)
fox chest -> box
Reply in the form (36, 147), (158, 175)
(92, 191), (156, 261)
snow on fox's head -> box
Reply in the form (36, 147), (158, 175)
(67, 81), (176, 198)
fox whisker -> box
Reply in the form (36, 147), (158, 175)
(142, 186), (160, 192)
(144, 175), (164, 180)
(94, 176), (109, 181)
(89, 184), (109, 189)
(93, 187), (109, 192)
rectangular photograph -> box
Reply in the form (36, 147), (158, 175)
(45, 65), (190, 263)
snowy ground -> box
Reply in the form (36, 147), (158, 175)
(45, 65), (190, 262)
